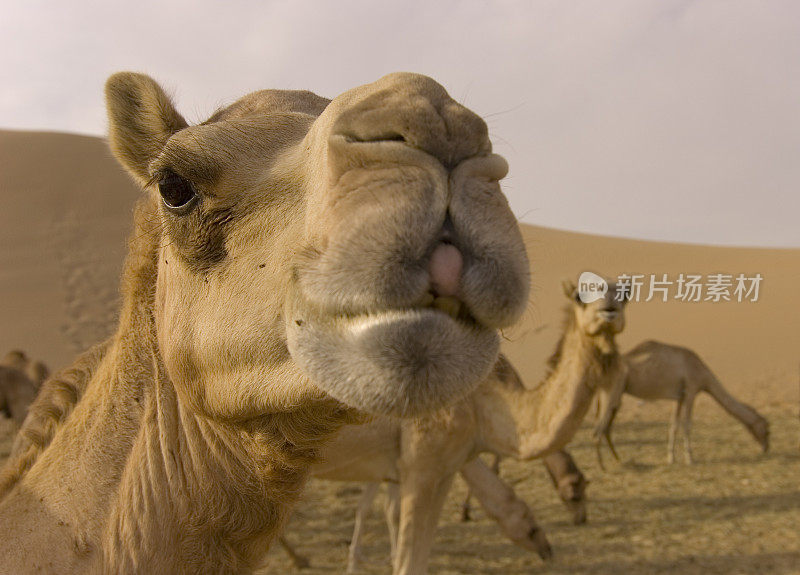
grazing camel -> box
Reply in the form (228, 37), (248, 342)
(0, 72), (530, 573)
(595, 340), (770, 465)
(295, 280), (628, 574)
(0, 350), (49, 426)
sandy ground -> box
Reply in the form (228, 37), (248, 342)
(0, 129), (798, 572)
(1, 402), (797, 573)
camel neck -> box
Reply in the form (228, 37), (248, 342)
(101, 353), (302, 573)
(2, 327), (340, 573)
(494, 325), (622, 460)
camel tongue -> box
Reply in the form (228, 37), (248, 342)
(428, 243), (462, 297)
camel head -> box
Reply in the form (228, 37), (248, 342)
(1, 350), (48, 388)
(562, 277), (628, 338)
(2, 350), (28, 372)
(105, 72), (530, 420)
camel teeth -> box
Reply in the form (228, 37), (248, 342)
(419, 293), (435, 308)
(433, 296), (461, 319)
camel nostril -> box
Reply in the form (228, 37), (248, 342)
(428, 243), (463, 298)
(343, 132), (407, 144)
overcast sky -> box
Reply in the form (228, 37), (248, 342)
(1, 0), (798, 247)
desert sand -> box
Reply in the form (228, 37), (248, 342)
(0, 129), (798, 573)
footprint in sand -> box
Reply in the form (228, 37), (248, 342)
(51, 210), (122, 354)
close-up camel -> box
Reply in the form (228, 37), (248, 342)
(0, 72), (531, 573)
(595, 340), (770, 465)
(297, 280), (628, 574)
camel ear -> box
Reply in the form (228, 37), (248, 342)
(561, 279), (578, 300)
(105, 72), (188, 185)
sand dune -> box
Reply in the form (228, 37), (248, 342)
(0, 129), (797, 408)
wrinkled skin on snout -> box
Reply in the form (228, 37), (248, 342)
(108, 72), (530, 420)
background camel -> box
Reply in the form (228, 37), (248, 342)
(0, 350), (49, 426)
(0, 368), (36, 426)
(595, 340), (770, 465)
(0, 72), (530, 573)
(277, 438), (587, 571)
(2, 350), (49, 386)
(337, 450), (586, 573)
(297, 281), (628, 574)
(279, 458), (553, 573)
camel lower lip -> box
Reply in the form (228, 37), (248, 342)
(343, 306), (474, 333)
(287, 308), (499, 417)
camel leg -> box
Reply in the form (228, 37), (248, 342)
(393, 471), (455, 575)
(461, 454), (500, 522)
(542, 450), (588, 525)
(461, 486), (474, 522)
(667, 398), (683, 465)
(384, 483), (401, 564)
(278, 536), (310, 570)
(604, 431), (620, 462)
(680, 394), (696, 464)
(594, 386), (623, 470)
(347, 482), (381, 574)
(596, 411), (620, 471)
(596, 439), (606, 472)
(460, 458), (552, 560)
(594, 389), (608, 471)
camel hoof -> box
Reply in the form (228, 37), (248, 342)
(528, 527), (553, 561)
(538, 542), (554, 561)
(573, 510), (587, 525)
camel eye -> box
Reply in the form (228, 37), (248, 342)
(158, 171), (197, 211)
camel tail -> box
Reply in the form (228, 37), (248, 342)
(0, 340), (108, 500)
(703, 370), (769, 453)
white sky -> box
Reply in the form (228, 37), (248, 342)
(1, 0), (798, 247)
